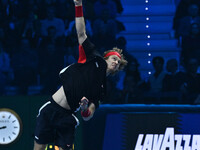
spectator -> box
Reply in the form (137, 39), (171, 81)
(173, 0), (191, 34)
(0, 42), (13, 95)
(173, 0), (200, 37)
(36, 0), (56, 19)
(94, 0), (117, 19)
(38, 43), (63, 94)
(27, 0), (40, 15)
(64, 21), (79, 60)
(21, 11), (41, 48)
(121, 60), (148, 103)
(92, 0), (125, 51)
(82, 0), (96, 20)
(11, 38), (38, 94)
(3, 16), (23, 56)
(142, 57), (166, 103)
(162, 59), (185, 103)
(177, 4), (200, 38)
(125, 60), (141, 86)
(55, 0), (74, 21)
(0, 28), (6, 51)
(40, 6), (65, 38)
(2, 0), (28, 19)
(115, 36), (134, 63)
(113, 0), (124, 14)
(92, 9), (118, 52)
(39, 25), (65, 50)
(180, 58), (200, 104)
(163, 59), (181, 91)
(103, 76), (122, 104)
(0, 0), (7, 25)
(65, 19), (93, 39)
(181, 23), (200, 66)
(148, 56), (166, 93)
(115, 37), (140, 91)
(63, 47), (77, 67)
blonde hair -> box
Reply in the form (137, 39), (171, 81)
(103, 47), (128, 74)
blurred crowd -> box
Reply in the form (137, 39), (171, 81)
(104, 0), (200, 105)
(0, 0), (200, 105)
(173, 0), (200, 67)
(105, 56), (200, 105)
(0, 0), (125, 95)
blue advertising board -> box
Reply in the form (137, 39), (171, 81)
(82, 104), (200, 150)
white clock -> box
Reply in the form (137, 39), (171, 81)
(0, 108), (23, 145)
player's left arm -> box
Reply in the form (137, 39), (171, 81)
(79, 97), (96, 121)
(74, 0), (99, 63)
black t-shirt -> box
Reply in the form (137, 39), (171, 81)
(59, 38), (107, 112)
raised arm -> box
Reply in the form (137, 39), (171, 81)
(74, 0), (87, 45)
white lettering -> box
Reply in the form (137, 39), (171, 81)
(152, 134), (163, 150)
(160, 128), (174, 150)
(143, 134), (153, 150)
(175, 134), (183, 150)
(135, 134), (144, 150)
(192, 135), (200, 150)
(183, 135), (191, 150)
(134, 128), (200, 150)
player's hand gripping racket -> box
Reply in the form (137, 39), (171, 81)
(79, 97), (89, 111)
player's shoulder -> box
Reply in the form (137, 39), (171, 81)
(82, 37), (95, 49)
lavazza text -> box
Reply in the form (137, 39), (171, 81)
(134, 127), (200, 150)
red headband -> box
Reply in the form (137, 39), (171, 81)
(104, 52), (121, 59)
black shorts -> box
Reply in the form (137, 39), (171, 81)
(34, 98), (79, 149)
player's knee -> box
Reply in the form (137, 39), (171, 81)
(33, 142), (46, 150)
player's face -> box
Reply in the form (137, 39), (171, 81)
(105, 55), (121, 74)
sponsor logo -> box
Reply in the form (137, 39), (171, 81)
(135, 127), (200, 150)
(35, 136), (39, 140)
